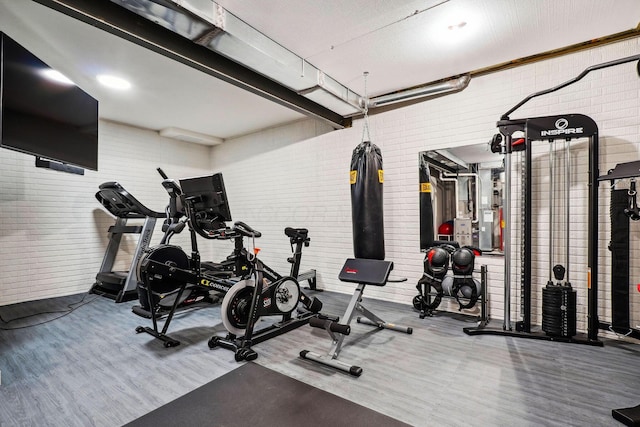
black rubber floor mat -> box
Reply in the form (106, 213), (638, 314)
(125, 362), (411, 427)
(613, 404), (640, 427)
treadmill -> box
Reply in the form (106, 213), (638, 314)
(91, 182), (165, 302)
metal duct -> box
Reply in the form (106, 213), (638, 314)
(367, 75), (471, 108)
(107, 0), (471, 119)
(110, 0), (363, 115)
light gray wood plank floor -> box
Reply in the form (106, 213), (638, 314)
(0, 290), (639, 427)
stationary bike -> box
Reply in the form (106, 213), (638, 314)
(136, 173), (322, 358)
(207, 225), (324, 361)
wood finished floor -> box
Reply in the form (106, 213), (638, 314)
(0, 290), (639, 427)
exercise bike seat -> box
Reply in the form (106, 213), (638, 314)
(338, 258), (393, 286)
(285, 227), (308, 241)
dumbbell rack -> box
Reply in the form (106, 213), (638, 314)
(420, 265), (489, 328)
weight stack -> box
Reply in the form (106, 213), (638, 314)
(541, 285), (576, 338)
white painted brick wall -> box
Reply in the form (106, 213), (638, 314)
(212, 38), (640, 332)
(0, 120), (214, 305)
(3, 38), (640, 336)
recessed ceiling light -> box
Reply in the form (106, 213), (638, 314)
(448, 21), (467, 30)
(41, 69), (74, 85)
(97, 74), (131, 90)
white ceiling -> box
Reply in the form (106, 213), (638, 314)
(1, 0), (639, 143)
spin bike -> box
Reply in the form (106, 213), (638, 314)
(206, 224), (324, 361)
(136, 173), (322, 360)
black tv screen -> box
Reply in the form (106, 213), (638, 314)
(0, 32), (99, 170)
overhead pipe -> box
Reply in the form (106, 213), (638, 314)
(366, 75), (470, 108)
(110, 0), (471, 117)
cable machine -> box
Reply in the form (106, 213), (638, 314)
(464, 53), (640, 345)
(464, 114), (601, 344)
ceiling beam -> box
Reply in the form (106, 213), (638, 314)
(32, 0), (351, 129)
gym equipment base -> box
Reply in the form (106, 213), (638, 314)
(135, 325), (180, 347)
(208, 311), (316, 361)
(599, 321), (640, 340)
(300, 259), (413, 376)
(463, 323), (603, 346)
(420, 308), (490, 329)
(90, 279), (139, 302)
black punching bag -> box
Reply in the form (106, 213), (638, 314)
(350, 141), (384, 260)
(419, 152), (435, 250)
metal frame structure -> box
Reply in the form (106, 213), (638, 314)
(464, 53), (640, 345)
(300, 258), (413, 377)
(419, 264), (489, 326)
(598, 161), (640, 341)
(464, 114), (601, 345)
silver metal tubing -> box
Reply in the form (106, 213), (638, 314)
(549, 141), (554, 281)
(503, 141), (512, 331)
(565, 139), (571, 283)
(299, 350), (361, 376)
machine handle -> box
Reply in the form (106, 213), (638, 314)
(157, 168), (169, 180)
(234, 221), (262, 238)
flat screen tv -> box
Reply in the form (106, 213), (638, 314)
(0, 32), (99, 171)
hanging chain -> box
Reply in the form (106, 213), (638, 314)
(361, 71), (371, 143)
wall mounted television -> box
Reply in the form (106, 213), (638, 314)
(0, 31), (99, 172)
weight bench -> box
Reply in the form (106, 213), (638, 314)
(300, 258), (413, 376)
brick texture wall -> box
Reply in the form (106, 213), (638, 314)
(211, 38), (640, 331)
(2, 38), (640, 335)
(0, 121), (214, 304)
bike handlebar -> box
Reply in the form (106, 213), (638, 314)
(157, 167), (169, 180)
(234, 221), (262, 238)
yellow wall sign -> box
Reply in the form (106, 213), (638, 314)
(420, 182), (431, 193)
(378, 169), (384, 183)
